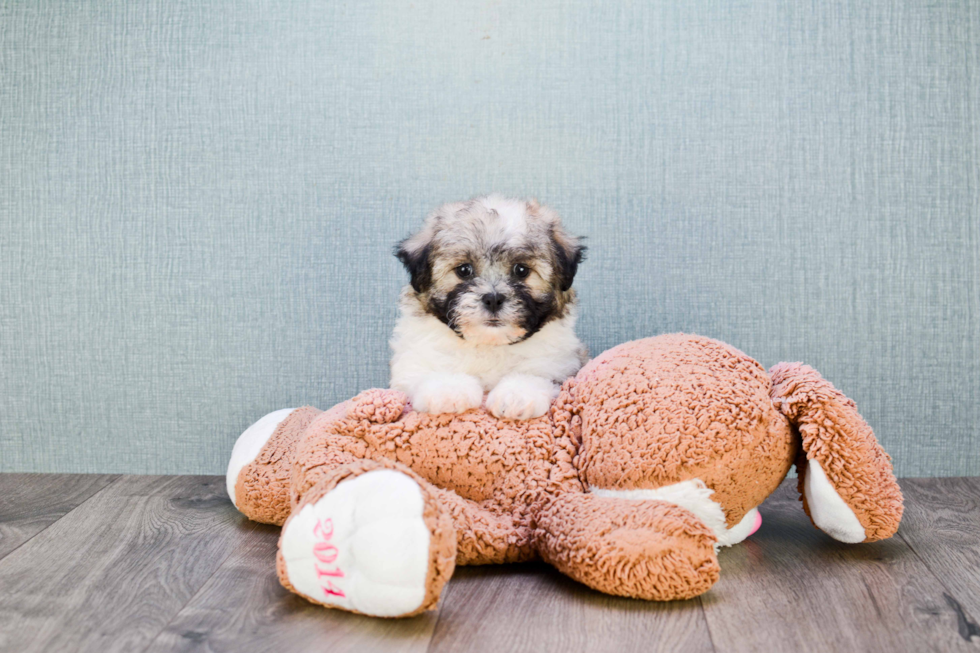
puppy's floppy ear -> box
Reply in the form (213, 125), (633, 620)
(528, 199), (586, 292)
(551, 227), (586, 292)
(394, 235), (433, 293)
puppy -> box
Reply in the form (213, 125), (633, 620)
(390, 194), (588, 420)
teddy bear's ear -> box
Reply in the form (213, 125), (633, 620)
(769, 362), (903, 543)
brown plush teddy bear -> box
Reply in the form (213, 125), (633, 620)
(226, 333), (903, 618)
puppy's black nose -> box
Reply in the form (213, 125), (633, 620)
(481, 292), (505, 314)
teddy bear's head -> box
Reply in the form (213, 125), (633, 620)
(559, 333), (797, 526)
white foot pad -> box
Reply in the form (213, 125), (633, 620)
(226, 408), (295, 505)
(804, 459), (866, 543)
(280, 470), (432, 617)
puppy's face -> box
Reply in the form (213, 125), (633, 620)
(396, 195), (585, 346)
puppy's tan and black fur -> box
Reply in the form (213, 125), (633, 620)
(390, 195), (588, 421)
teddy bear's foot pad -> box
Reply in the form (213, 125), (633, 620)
(279, 470), (434, 617)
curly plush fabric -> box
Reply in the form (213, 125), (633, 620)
(229, 333), (903, 616)
(235, 405), (327, 525)
(567, 334), (797, 526)
(280, 387), (581, 565)
(534, 492), (721, 600)
(769, 362), (904, 542)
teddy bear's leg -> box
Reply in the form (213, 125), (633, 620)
(227, 405), (340, 524)
(287, 390), (409, 511)
(770, 363), (903, 543)
(276, 458), (456, 618)
(282, 389), (532, 564)
(296, 475), (528, 567)
(533, 493), (720, 601)
(428, 486), (533, 565)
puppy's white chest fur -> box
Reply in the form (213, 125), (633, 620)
(390, 293), (585, 392)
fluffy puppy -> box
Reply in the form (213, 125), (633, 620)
(390, 194), (588, 420)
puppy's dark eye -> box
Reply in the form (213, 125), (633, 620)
(455, 263), (474, 279)
(512, 263), (531, 279)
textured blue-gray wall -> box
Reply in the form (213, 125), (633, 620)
(1, 0), (977, 475)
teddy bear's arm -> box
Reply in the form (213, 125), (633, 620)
(533, 493), (720, 600)
(429, 485), (535, 565)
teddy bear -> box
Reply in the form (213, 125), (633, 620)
(225, 333), (903, 618)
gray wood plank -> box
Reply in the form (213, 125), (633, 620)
(699, 480), (976, 653)
(0, 474), (119, 560)
(899, 477), (980, 644)
(144, 520), (437, 653)
(428, 563), (714, 653)
(4, 474), (979, 653)
(0, 475), (250, 653)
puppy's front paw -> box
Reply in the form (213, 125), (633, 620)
(486, 374), (559, 420)
(411, 374), (484, 414)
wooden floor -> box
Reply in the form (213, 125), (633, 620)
(0, 476), (978, 653)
